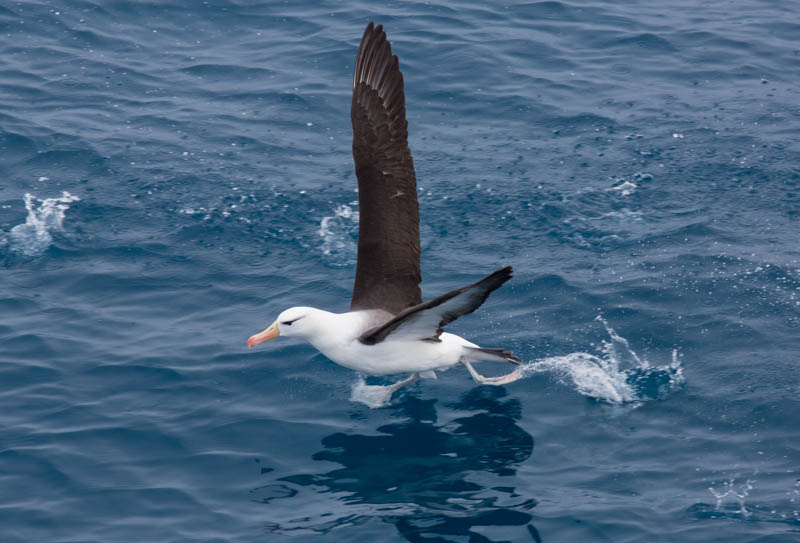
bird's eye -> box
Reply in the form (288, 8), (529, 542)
(280, 316), (304, 326)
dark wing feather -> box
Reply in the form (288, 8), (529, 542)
(350, 22), (422, 315)
(359, 267), (513, 345)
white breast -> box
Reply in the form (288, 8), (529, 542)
(307, 311), (474, 376)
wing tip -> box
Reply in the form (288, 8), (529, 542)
(487, 265), (514, 286)
(354, 20), (399, 85)
(366, 21), (383, 36)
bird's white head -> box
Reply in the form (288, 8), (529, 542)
(247, 306), (319, 347)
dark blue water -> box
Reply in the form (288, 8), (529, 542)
(1, 1), (799, 541)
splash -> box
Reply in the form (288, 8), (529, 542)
(610, 180), (638, 196)
(6, 192), (80, 257)
(347, 318), (682, 407)
(521, 317), (684, 404)
(607, 172), (653, 197)
(690, 478), (800, 525)
(709, 478), (756, 518)
(350, 375), (392, 408)
(318, 204), (359, 266)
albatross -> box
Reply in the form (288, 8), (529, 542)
(248, 22), (524, 407)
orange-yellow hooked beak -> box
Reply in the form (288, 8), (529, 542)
(247, 321), (279, 348)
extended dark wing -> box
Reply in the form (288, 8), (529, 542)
(359, 267), (513, 345)
(349, 22), (422, 315)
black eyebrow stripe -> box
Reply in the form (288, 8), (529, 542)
(281, 316), (305, 325)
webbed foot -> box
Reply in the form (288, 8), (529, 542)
(464, 361), (524, 386)
(351, 373), (419, 408)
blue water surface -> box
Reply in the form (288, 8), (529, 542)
(1, 1), (799, 541)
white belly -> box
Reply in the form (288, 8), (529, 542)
(317, 332), (477, 376)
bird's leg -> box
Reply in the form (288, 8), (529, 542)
(352, 373), (419, 408)
(463, 360), (524, 386)
(389, 372), (420, 391)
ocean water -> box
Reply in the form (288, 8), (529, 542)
(1, 0), (799, 541)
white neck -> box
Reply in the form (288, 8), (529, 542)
(301, 309), (367, 352)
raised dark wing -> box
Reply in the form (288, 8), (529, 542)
(359, 267), (513, 345)
(349, 22), (422, 315)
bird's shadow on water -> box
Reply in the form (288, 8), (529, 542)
(252, 387), (541, 542)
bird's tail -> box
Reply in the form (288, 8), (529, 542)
(464, 346), (521, 365)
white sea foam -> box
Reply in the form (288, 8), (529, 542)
(608, 172), (653, 197)
(318, 204), (359, 266)
(6, 192), (80, 257)
(521, 316), (684, 404)
(610, 180), (638, 196)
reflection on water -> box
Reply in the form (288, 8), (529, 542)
(253, 387), (540, 542)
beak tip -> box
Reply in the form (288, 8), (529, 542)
(247, 321), (279, 348)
